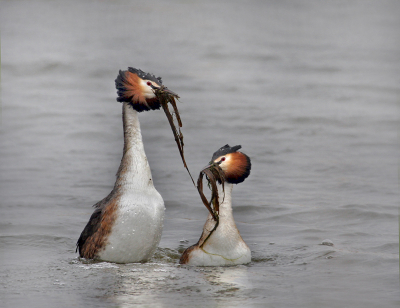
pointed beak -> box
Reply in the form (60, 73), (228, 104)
(200, 161), (217, 172)
(151, 84), (180, 99)
(162, 86), (180, 98)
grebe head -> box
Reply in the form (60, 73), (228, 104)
(115, 67), (179, 112)
(208, 144), (251, 184)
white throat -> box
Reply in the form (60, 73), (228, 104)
(114, 102), (154, 190)
(217, 183), (234, 219)
(201, 182), (239, 245)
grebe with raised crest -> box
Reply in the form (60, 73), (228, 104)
(76, 67), (178, 263)
(180, 144), (252, 266)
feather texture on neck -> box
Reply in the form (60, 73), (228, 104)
(114, 102), (153, 190)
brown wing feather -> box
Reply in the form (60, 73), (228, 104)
(76, 191), (120, 259)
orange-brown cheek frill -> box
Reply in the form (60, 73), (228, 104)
(115, 69), (160, 112)
(222, 152), (251, 184)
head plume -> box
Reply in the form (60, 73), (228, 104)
(211, 144), (251, 184)
(115, 67), (163, 112)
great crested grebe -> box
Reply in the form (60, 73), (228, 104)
(180, 144), (252, 266)
(76, 67), (178, 263)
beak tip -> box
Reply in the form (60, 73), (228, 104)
(166, 87), (179, 98)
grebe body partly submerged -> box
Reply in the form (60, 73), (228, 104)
(76, 68), (177, 263)
(180, 145), (252, 266)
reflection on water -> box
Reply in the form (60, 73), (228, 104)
(94, 260), (254, 308)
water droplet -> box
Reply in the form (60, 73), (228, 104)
(321, 239), (334, 246)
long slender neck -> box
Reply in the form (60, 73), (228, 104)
(217, 183), (234, 220)
(114, 102), (153, 190)
(197, 182), (242, 248)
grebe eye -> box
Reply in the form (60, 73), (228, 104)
(147, 81), (152, 86)
(221, 157), (226, 162)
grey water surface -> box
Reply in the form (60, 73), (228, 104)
(1, 0), (399, 307)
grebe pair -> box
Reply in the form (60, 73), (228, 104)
(76, 68), (251, 266)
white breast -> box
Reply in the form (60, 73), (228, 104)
(98, 187), (165, 263)
(183, 183), (251, 266)
(188, 224), (251, 266)
(188, 247), (251, 267)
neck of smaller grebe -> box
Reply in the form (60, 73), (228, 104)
(217, 183), (234, 219)
(114, 103), (153, 190)
(198, 182), (239, 247)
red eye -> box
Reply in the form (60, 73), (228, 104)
(221, 157), (226, 162)
(147, 81), (152, 86)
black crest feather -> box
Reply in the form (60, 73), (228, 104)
(127, 67), (162, 86)
(211, 144), (251, 184)
(211, 144), (242, 161)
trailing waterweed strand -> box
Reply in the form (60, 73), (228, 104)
(154, 86), (196, 187)
(196, 163), (226, 247)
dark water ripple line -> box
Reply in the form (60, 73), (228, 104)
(0, 234), (73, 248)
(233, 202), (398, 222)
